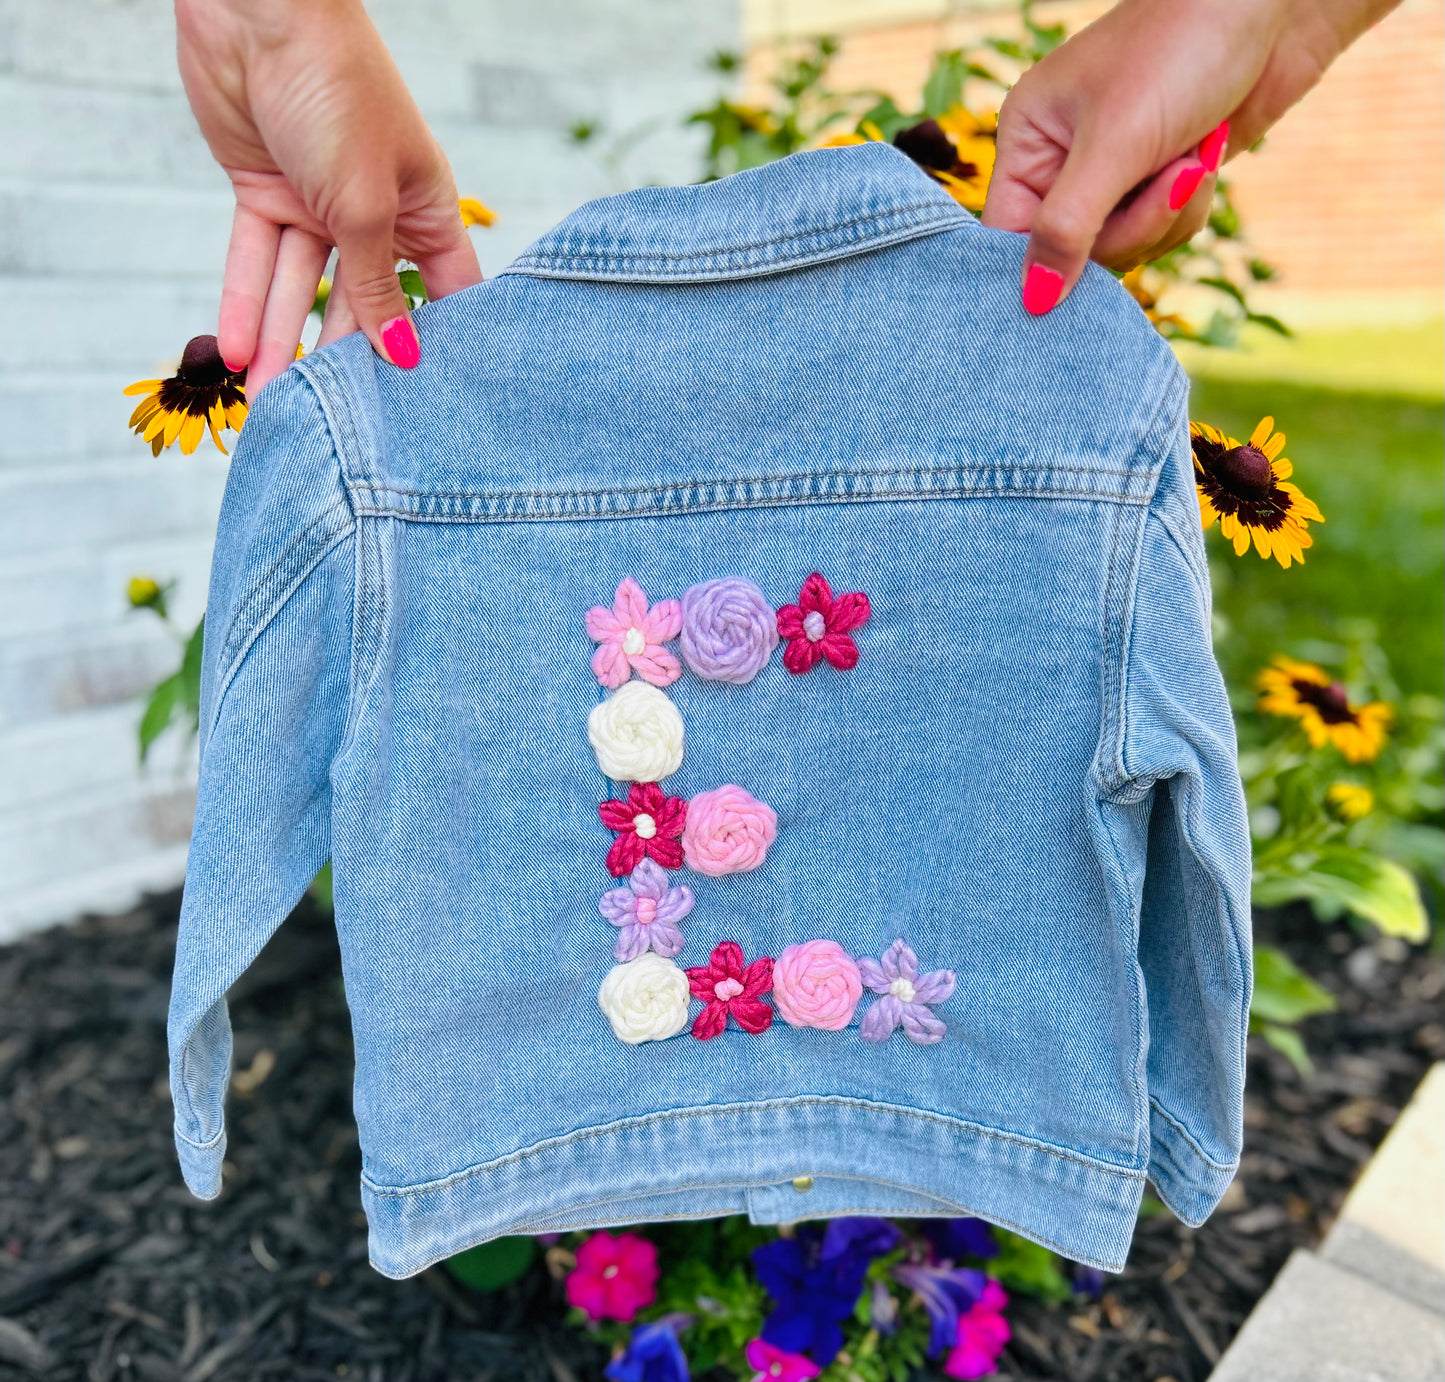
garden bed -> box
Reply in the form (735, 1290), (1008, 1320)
(0, 889), (1438, 1382)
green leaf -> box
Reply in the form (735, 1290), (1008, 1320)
(921, 52), (965, 117)
(1254, 846), (1429, 942)
(1257, 1020), (1314, 1076)
(1245, 311), (1292, 337)
(138, 673), (182, 762)
(310, 861), (334, 913)
(1249, 944), (1336, 1025)
(397, 268), (428, 304)
(989, 1229), (1071, 1303)
(444, 1236), (536, 1291)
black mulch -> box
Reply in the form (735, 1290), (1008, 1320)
(0, 892), (1440, 1382)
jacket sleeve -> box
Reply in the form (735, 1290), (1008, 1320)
(1119, 497), (1253, 1226)
(167, 369), (355, 1199)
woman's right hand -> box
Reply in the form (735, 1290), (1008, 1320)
(175, 0), (482, 394)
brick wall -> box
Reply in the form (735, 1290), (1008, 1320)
(0, 0), (735, 940)
(745, 0), (1445, 317)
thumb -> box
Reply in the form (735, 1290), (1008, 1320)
(1019, 129), (1163, 316)
(332, 202), (420, 368)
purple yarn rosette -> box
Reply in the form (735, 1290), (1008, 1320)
(679, 577), (780, 685)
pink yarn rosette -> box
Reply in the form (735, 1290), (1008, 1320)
(680, 784), (777, 877)
(772, 940), (863, 1030)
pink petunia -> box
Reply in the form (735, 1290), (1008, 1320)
(776, 573), (870, 675)
(586, 578), (683, 688)
(942, 1279), (1010, 1379)
(565, 1231), (659, 1323)
(744, 1337), (821, 1382)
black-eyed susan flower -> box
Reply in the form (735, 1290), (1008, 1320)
(823, 107), (996, 212)
(1326, 782), (1375, 822)
(459, 197), (497, 228)
(125, 334), (246, 457)
(1258, 656), (1392, 762)
(1121, 267), (1191, 336)
(1190, 417), (1324, 567)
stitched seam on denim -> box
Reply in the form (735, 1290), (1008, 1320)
(204, 512), (353, 756)
(1146, 1146), (1215, 1229)
(503, 200), (966, 271)
(360, 1095), (1145, 1198)
(1149, 1098), (1239, 1174)
(1155, 507), (1212, 613)
(1094, 796), (1152, 1166)
(346, 461), (1147, 503)
(350, 487), (1154, 529)
(173, 1122), (225, 1153)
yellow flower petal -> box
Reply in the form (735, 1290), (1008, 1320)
(123, 380), (164, 396)
(1262, 431), (1286, 460)
(1271, 457), (1293, 479)
(1232, 524), (1250, 556)
(1250, 417), (1274, 448)
(1252, 526), (1273, 560)
(458, 197), (497, 228)
(178, 412), (205, 455)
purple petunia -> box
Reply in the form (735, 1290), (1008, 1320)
(923, 1218), (999, 1263)
(893, 1261), (987, 1358)
(858, 939), (956, 1044)
(599, 858), (695, 962)
(604, 1318), (691, 1382)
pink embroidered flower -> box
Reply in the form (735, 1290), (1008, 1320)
(586, 577), (683, 689)
(565, 1231), (659, 1322)
(745, 1338), (821, 1382)
(681, 785), (777, 877)
(599, 782), (686, 877)
(776, 573), (870, 675)
(687, 941), (774, 1040)
(600, 858), (694, 962)
(942, 1279), (1010, 1379)
(772, 940), (863, 1030)
(858, 939), (956, 1045)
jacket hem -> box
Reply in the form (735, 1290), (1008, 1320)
(175, 1125), (225, 1201)
(358, 1096), (1146, 1279)
(1146, 1101), (1238, 1227)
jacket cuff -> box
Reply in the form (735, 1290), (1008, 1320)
(1147, 1102), (1238, 1226)
(175, 1124), (226, 1200)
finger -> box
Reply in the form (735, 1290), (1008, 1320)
(413, 226), (483, 303)
(316, 277), (360, 348)
(980, 104), (1063, 234)
(332, 197), (418, 369)
(1091, 156), (1216, 270)
(217, 206), (280, 373)
(247, 226), (330, 398)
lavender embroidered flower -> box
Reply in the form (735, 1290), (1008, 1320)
(679, 577), (779, 685)
(858, 940), (955, 1045)
(600, 858), (695, 962)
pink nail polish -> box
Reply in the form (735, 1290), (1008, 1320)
(1021, 263), (1064, 316)
(1169, 164), (1207, 211)
(381, 316), (420, 369)
(1198, 119), (1230, 173)
(222, 356), (246, 374)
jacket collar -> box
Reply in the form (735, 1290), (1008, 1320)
(501, 142), (972, 284)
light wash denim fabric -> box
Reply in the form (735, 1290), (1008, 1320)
(168, 141), (1252, 1278)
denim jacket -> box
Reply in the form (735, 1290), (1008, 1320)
(168, 142), (1251, 1278)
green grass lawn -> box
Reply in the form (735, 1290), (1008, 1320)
(1188, 377), (1444, 699)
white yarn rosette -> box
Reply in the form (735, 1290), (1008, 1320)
(598, 953), (691, 1044)
(588, 680), (684, 782)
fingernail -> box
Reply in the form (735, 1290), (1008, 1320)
(1169, 164), (1207, 211)
(1021, 263), (1064, 316)
(1199, 119), (1230, 173)
(222, 356), (245, 374)
(380, 316), (420, 369)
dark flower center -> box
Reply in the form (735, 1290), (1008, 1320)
(894, 119), (958, 173)
(1292, 678), (1356, 725)
(179, 334), (231, 387)
(1214, 444), (1274, 499)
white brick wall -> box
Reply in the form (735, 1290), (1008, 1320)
(0, 0), (739, 939)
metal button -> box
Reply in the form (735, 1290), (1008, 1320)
(791, 1176), (814, 1192)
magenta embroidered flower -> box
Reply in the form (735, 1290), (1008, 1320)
(600, 858), (694, 962)
(858, 939), (955, 1045)
(942, 1279), (1010, 1379)
(745, 1337), (821, 1382)
(776, 573), (870, 674)
(772, 940), (863, 1030)
(586, 577), (683, 688)
(681, 784), (777, 876)
(687, 941), (774, 1040)
(599, 782), (687, 877)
